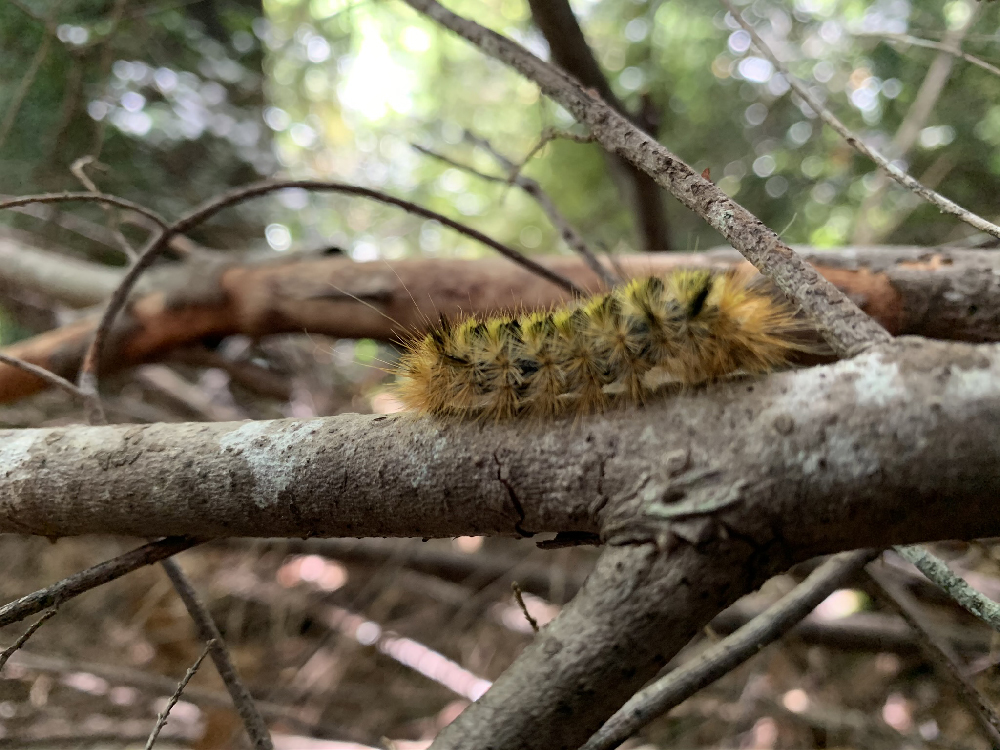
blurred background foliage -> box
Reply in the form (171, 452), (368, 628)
(4, 0), (1000, 267)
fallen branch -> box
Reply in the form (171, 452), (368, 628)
(0, 537), (199, 628)
(3, 246), (1000, 405)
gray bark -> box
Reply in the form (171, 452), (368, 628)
(3, 338), (1000, 549)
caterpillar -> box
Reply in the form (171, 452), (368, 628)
(394, 269), (809, 420)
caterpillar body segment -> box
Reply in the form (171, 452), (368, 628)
(394, 269), (807, 419)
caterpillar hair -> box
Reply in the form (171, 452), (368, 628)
(394, 268), (811, 420)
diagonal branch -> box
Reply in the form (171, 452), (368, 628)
(867, 563), (1000, 747)
(894, 545), (1000, 633)
(415, 138), (618, 286)
(581, 548), (880, 750)
(160, 559), (273, 749)
(0, 538), (199, 628)
(526, 0), (671, 252)
(398, 0), (888, 356)
(721, 0), (1000, 244)
(852, 5), (979, 244)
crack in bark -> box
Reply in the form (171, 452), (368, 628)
(493, 451), (533, 537)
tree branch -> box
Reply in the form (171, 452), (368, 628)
(160, 559), (273, 749)
(4, 246), (1000, 404)
(867, 564), (1000, 747)
(894, 545), (1000, 633)
(581, 549), (880, 750)
(0, 537), (199, 628)
(721, 0), (1000, 243)
(1, 338), (999, 544)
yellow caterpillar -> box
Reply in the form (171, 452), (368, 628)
(394, 269), (807, 420)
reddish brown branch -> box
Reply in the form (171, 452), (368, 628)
(2, 248), (997, 405)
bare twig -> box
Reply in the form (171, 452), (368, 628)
(414, 140), (618, 286)
(895, 545), (1000, 633)
(0, 352), (86, 401)
(508, 128), (595, 187)
(171, 180), (581, 294)
(0, 192), (169, 231)
(144, 640), (213, 750)
(399, 0), (889, 356)
(69, 156), (103, 194)
(581, 548), (880, 750)
(0, 538), (198, 628)
(160, 558), (273, 750)
(721, 0), (1000, 243)
(0, 609), (57, 672)
(859, 32), (1000, 79)
(867, 563), (1000, 748)
(853, 2), (979, 243)
(511, 582), (540, 633)
(70, 156), (139, 260)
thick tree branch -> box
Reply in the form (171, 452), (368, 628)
(399, 0), (889, 355)
(4, 246), (1000, 405)
(1, 338), (999, 544)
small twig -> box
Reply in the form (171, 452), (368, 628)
(511, 582), (539, 633)
(0, 609), (57, 672)
(70, 156), (139, 261)
(174, 180), (581, 294)
(867, 562), (1000, 748)
(859, 32), (1000, 79)
(581, 548), (880, 750)
(145, 640), (213, 750)
(0, 192), (169, 231)
(509, 127), (595, 187)
(0, 352), (87, 401)
(853, 6), (977, 244)
(415, 139), (618, 286)
(722, 0), (1000, 242)
(69, 156), (103, 194)
(0, 538), (198, 629)
(895, 545), (1000, 633)
(160, 558), (273, 750)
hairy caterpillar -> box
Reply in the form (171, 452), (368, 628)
(394, 269), (808, 420)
